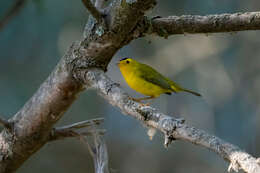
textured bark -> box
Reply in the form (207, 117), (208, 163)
(0, 0), (156, 172)
(0, 0), (260, 172)
(140, 12), (260, 37)
(0, 48), (83, 172)
(79, 69), (260, 173)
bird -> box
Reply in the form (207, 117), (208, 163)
(117, 57), (201, 103)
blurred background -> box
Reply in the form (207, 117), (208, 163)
(1, 0), (260, 172)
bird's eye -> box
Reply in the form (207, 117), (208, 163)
(126, 60), (130, 64)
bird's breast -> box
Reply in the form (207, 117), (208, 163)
(122, 70), (167, 97)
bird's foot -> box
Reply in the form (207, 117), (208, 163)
(129, 97), (142, 102)
(140, 102), (151, 106)
(129, 97), (151, 106)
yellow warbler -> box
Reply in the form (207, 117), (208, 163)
(117, 58), (201, 102)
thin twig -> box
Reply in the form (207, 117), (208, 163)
(80, 68), (260, 173)
(49, 118), (105, 141)
(55, 118), (104, 130)
(0, 0), (27, 31)
(79, 122), (110, 173)
(82, 0), (104, 22)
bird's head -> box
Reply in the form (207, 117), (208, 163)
(117, 57), (137, 69)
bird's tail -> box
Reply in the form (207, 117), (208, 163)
(170, 83), (201, 97)
(181, 88), (201, 97)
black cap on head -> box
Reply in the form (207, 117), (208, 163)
(120, 57), (129, 61)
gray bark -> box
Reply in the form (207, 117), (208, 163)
(78, 69), (260, 173)
(0, 0), (156, 172)
(0, 0), (259, 173)
(140, 12), (260, 38)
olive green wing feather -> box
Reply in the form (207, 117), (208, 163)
(138, 63), (174, 92)
(137, 63), (201, 97)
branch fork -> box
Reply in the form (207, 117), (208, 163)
(79, 68), (260, 173)
(160, 117), (185, 147)
(49, 118), (105, 141)
(1, 0), (260, 172)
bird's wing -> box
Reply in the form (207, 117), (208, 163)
(139, 64), (173, 91)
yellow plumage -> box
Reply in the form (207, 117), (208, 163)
(117, 58), (201, 102)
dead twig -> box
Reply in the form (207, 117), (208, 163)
(79, 121), (110, 173)
(49, 118), (105, 141)
(0, 0), (27, 31)
(82, 0), (104, 23)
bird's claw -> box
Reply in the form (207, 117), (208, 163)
(129, 97), (151, 106)
(140, 102), (151, 106)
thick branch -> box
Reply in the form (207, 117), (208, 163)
(141, 12), (260, 37)
(2, 0), (260, 172)
(0, 0), (26, 31)
(0, 0), (157, 172)
(79, 68), (260, 173)
(49, 118), (105, 141)
(0, 44), (84, 173)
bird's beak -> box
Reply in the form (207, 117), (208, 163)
(116, 62), (119, 66)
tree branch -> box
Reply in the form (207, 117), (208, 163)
(0, 43), (84, 173)
(82, 0), (104, 23)
(0, 0), (157, 172)
(50, 118), (109, 173)
(140, 12), (260, 38)
(79, 125), (110, 173)
(2, 0), (260, 172)
(78, 68), (260, 173)
(95, 0), (107, 9)
(0, 0), (27, 31)
(49, 118), (105, 141)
